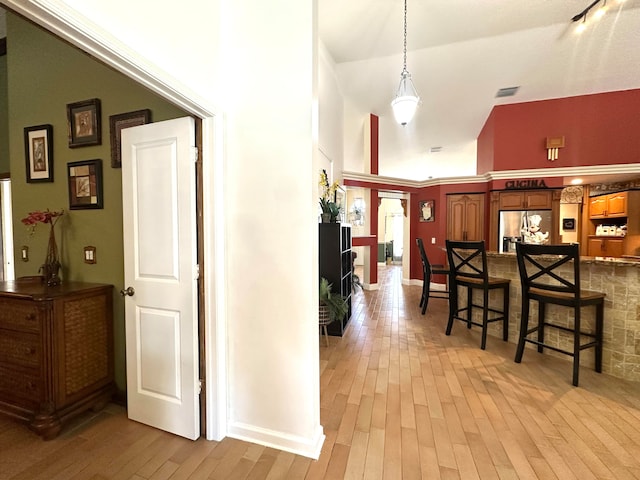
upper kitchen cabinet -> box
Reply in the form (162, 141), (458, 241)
(589, 191), (628, 219)
(499, 190), (553, 211)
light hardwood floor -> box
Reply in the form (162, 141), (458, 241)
(3, 265), (640, 479)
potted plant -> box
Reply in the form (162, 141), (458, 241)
(319, 169), (341, 223)
(319, 277), (348, 323)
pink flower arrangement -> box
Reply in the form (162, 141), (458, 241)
(21, 209), (64, 234)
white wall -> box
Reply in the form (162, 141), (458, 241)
(14, 0), (324, 459)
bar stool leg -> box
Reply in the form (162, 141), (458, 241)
(481, 288), (489, 350)
(595, 303), (604, 373)
(572, 307), (581, 387)
(515, 298), (529, 363)
(466, 287), (473, 329)
(537, 302), (546, 353)
(502, 285), (509, 341)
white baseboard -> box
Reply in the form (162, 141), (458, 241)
(227, 421), (325, 460)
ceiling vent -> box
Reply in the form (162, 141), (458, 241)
(495, 86), (519, 98)
(429, 146), (442, 153)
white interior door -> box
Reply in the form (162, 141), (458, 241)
(121, 116), (200, 440)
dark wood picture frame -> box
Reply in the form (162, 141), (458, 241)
(67, 98), (102, 147)
(109, 109), (151, 168)
(419, 200), (435, 222)
(67, 159), (103, 209)
(24, 124), (54, 183)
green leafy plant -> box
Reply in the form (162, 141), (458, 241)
(319, 169), (341, 221)
(319, 277), (348, 322)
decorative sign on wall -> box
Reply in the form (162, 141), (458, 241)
(419, 200), (435, 222)
(505, 179), (547, 190)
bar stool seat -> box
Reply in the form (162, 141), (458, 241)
(445, 240), (510, 350)
(416, 238), (449, 315)
(514, 242), (605, 387)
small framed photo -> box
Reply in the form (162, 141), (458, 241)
(67, 98), (101, 147)
(67, 159), (103, 209)
(419, 200), (435, 222)
(109, 109), (151, 168)
(563, 218), (576, 230)
(24, 124), (53, 183)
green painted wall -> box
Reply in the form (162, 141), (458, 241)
(0, 53), (8, 173)
(7, 13), (189, 392)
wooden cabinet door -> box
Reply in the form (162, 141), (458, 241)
(590, 196), (607, 218)
(524, 190), (552, 210)
(464, 195), (484, 241)
(587, 237), (624, 257)
(606, 192), (627, 217)
(498, 191), (524, 210)
(447, 195), (467, 241)
(447, 194), (484, 241)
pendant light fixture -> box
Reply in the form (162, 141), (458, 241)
(391, 0), (420, 126)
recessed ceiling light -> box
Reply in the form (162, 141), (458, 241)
(570, 178), (583, 185)
(496, 86), (520, 98)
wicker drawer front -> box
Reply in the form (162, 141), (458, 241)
(0, 299), (41, 332)
(0, 330), (40, 368)
(0, 365), (41, 403)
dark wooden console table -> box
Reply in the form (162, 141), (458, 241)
(0, 280), (114, 439)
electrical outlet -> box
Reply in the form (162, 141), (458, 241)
(431, 237), (436, 244)
(21, 245), (29, 262)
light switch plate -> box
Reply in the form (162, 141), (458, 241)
(431, 238), (436, 244)
(21, 245), (29, 262)
(84, 246), (96, 264)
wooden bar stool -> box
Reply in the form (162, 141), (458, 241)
(514, 243), (605, 386)
(445, 240), (510, 350)
(416, 238), (449, 315)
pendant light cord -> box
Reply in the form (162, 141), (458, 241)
(402, 0), (408, 73)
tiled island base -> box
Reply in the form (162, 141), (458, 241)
(472, 253), (640, 382)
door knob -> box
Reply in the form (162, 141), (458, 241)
(120, 286), (135, 297)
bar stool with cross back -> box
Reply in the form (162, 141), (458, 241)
(445, 240), (510, 350)
(514, 242), (605, 386)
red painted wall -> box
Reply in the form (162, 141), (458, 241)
(410, 183), (490, 282)
(477, 89), (640, 173)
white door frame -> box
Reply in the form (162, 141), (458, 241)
(2, 1), (227, 441)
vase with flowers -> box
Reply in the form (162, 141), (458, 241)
(21, 209), (64, 286)
(319, 169), (341, 223)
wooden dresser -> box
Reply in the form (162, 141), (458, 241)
(0, 280), (114, 439)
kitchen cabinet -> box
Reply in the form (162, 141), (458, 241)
(499, 190), (552, 210)
(587, 237), (625, 257)
(0, 281), (114, 439)
(447, 193), (484, 241)
(589, 191), (628, 218)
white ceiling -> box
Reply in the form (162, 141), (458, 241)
(2, 3), (639, 182)
(319, 0), (640, 180)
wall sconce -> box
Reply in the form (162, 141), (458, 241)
(546, 136), (565, 161)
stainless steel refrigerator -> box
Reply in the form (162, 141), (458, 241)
(499, 209), (552, 253)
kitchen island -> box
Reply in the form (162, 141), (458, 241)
(475, 252), (640, 382)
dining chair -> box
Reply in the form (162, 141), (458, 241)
(445, 240), (510, 349)
(416, 238), (449, 314)
(514, 242), (605, 386)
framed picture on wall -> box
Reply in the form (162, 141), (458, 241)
(334, 186), (346, 222)
(419, 200), (435, 222)
(67, 98), (102, 147)
(109, 109), (151, 168)
(24, 124), (53, 183)
(67, 159), (103, 209)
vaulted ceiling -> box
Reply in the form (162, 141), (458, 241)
(2, 3), (640, 181)
(319, 0), (640, 180)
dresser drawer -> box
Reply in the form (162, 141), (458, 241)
(0, 364), (41, 404)
(0, 299), (41, 332)
(0, 330), (40, 368)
